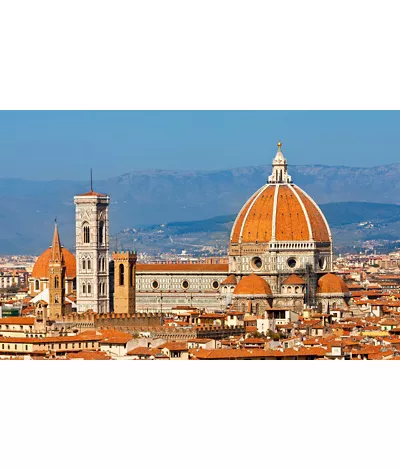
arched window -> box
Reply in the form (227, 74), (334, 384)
(99, 221), (104, 245)
(129, 264), (133, 287)
(54, 276), (59, 289)
(119, 264), (125, 286)
(98, 258), (102, 272)
(55, 295), (59, 304)
(87, 259), (91, 270)
(83, 223), (90, 244)
(82, 283), (86, 294)
(35, 280), (40, 290)
(88, 283), (92, 294)
(82, 259), (86, 270)
(102, 258), (105, 271)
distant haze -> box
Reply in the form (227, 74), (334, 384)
(0, 111), (400, 180)
(1, 162), (400, 254)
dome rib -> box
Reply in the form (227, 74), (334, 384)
(239, 184), (270, 243)
(230, 185), (266, 243)
(230, 183), (330, 245)
(287, 184), (313, 240)
(241, 185), (275, 243)
(293, 185), (331, 243)
(275, 185), (310, 241)
(271, 182), (279, 239)
(230, 143), (331, 246)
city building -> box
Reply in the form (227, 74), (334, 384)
(135, 142), (350, 314)
(29, 223), (77, 313)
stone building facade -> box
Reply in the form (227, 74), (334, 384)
(135, 142), (350, 314)
(135, 263), (228, 312)
(112, 251), (137, 315)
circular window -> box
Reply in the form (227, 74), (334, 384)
(319, 257), (327, 270)
(182, 280), (189, 290)
(287, 258), (297, 268)
(152, 280), (159, 290)
(212, 280), (220, 290)
(251, 256), (263, 270)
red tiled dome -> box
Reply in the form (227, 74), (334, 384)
(282, 274), (305, 285)
(317, 273), (350, 294)
(32, 247), (76, 279)
(233, 274), (272, 296)
(230, 184), (330, 244)
(221, 274), (237, 285)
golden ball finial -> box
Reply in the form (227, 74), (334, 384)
(277, 140), (282, 149)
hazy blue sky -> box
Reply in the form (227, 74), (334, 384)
(0, 111), (399, 180)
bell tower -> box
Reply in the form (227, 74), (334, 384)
(112, 251), (137, 314)
(48, 221), (66, 320)
(74, 180), (110, 314)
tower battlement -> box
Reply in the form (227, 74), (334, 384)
(112, 251), (137, 261)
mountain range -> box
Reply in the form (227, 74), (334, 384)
(116, 202), (400, 256)
(1, 163), (400, 254)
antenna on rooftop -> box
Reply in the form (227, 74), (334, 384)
(90, 168), (93, 192)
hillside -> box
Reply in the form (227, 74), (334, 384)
(115, 202), (400, 256)
(2, 163), (400, 253)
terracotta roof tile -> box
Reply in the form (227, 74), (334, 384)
(221, 274), (237, 285)
(233, 274), (272, 295)
(32, 247), (76, 279)
(282, 274), (305, 285)
(317, 273), (350, 294)
(231, 183), (330, 244)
